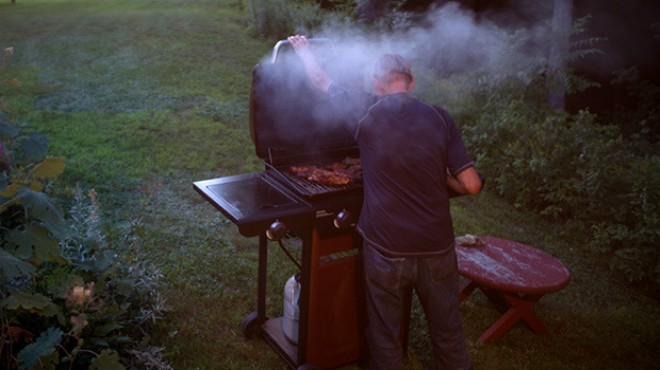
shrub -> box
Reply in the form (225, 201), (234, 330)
(1, 184), (172, 369)
(452, 79), (659, 288)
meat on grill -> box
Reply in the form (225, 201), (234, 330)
(289, 157), (362, 186)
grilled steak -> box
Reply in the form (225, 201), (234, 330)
(290, 157), (362, 186)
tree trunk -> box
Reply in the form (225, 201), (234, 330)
(548, 0), (573, 109)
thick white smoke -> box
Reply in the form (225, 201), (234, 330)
(251, 2), (561, 150)
(305, 3), (554, 90)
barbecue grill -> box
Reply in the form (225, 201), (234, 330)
(194, 39), (366, 369)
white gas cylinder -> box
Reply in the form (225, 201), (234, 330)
(282, 275), (300, 343)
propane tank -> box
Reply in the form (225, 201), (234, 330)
(282, 274), (300, 343)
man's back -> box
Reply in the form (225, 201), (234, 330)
(356, 93), (471, 254)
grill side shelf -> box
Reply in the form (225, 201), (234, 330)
(193, 173), (314, 237)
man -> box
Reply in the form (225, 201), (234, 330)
(288, 35), (481, 370)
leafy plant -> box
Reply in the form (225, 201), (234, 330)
(1, 46), (170, 370)
(450, 78), (658, 290)
(2, 182), (172, 370)
(1, 46), (69, 278)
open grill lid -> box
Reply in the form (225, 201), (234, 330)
(249, 39), (357, 164)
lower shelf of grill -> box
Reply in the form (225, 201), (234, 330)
(262, 317), (297, 367)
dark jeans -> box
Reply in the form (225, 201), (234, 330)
(362, 241), (472, 370)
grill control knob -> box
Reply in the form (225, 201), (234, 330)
(266, 220), (288, 240)
(333, 209), (354, 229)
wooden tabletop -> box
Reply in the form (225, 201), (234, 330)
(456, 236), (570, 296)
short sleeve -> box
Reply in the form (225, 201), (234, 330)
(436, 107), (473, 175)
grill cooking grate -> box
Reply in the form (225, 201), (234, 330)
(281, 170), (354, 195)
(264, 162), (360, 198)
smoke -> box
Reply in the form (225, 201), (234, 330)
(306, 2), (554, 89)
(260, 0), (660, 103)
(252, 3), (559, 153)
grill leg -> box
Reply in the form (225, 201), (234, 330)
(241, 234), (269, 339)
(257, 234), (268, 325)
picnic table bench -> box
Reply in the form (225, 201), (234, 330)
(456, 235), (571, 343)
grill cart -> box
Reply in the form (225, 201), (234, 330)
(194, 39), (367, 369)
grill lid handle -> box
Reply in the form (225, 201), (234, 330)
(270, 38), (333, 64)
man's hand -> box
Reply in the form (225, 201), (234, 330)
(287, 35), (312, 55)
(447, 167), (483, 196)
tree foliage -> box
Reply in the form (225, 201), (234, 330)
(433, 29), (660, 290)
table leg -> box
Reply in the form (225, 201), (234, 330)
(478, 291), (547, 343)
(459, 280), (478, 302)
(502, 292), (548, 334)
(478, 286), (509, 311)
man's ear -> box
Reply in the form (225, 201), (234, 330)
(372, 76), (384, 95)
(407, 76), (415, 92)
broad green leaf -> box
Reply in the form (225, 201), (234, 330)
(6, 223), (61, 261)
(17, 327), (62, 370)
(0, 248), (36, 280)
(30, 157), (66, 180)
(0, 182), (21, 198)
(15, 187), (63, 222)
(28, 179), (44, 192)
(1, 291), (52, 310)
(15, 188), (70, 239)
(15, 132), (48, 164)
(40, 221), (71, 246)
(89, 349), (125, 370)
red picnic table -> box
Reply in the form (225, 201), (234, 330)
(456, 235), (571, 343)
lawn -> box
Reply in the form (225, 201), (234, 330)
(1, 0), (658, 369)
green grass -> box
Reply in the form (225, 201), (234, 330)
(1, 1), (658, 369)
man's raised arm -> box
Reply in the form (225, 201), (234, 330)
(288, 35), (332, 93)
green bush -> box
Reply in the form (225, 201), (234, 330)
(1, 185), (172, 369)
(452, 78), (659, 288)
